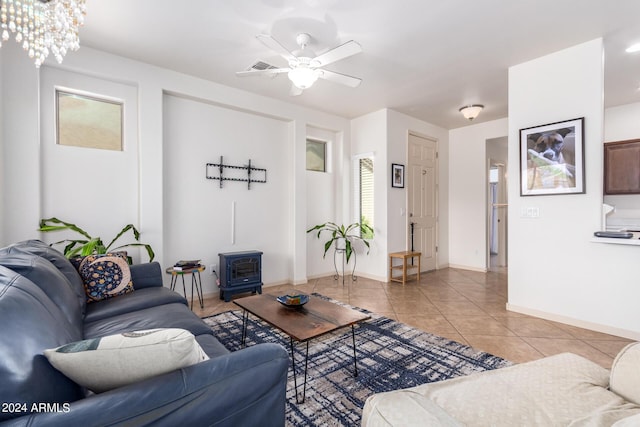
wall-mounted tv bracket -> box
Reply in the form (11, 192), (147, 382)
(206, 156), (267, 190)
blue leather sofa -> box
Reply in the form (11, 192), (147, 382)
(0, 240), (288, 426)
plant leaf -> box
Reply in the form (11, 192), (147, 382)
(323, 239), (334, 258)
(111, 243), (155, 262)
(38, 217), (92, 240)
(345, 240), (353, 263)
(106, 224), (138, 250)
(81, 238), (100, 256)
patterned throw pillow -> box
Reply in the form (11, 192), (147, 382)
(78, 252), (134, 303)
(43, 328), (209, 393)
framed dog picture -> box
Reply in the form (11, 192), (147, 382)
(519, 117), (585, 196)
(391, 163), (404, 188)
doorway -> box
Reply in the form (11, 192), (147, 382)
(407, 133), (438, 271)
(486, 137), (508, 271)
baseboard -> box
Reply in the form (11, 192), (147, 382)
(200, 280), (290, 301)
(447, 263), (488, 273)
(350, 271), (387, 282)
(305, 271), (387, 283)
(506, 303), (640, 341)
(306, 272), (333, 281)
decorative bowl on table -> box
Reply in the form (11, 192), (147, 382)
(276, 293), (309, 307)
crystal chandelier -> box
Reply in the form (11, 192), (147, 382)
(0, 0), (86, 67)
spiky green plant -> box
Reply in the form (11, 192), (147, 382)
(306, 222), (374, 263)
(38, 217), (155, 262)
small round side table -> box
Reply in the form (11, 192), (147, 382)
(165, 265), (205, 310)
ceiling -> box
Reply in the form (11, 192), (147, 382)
(79, 0), (640, 129)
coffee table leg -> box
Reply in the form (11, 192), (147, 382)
(290, 338), (309, 404)
(241, 310), (248, 346)
(352, 325), (359, 377)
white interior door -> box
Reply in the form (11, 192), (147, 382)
(407, 133), (438, 271)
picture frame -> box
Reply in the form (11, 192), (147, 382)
(519, 117), (585, 196)
(391, 163), (404, 188)
(56, 89), (124, 151)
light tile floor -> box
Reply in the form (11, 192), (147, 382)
(193, 267), (633, 369)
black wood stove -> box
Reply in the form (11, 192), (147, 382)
(218, 250), (263, 302)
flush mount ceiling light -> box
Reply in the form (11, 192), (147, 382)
(459, 104), (484, 121)
(0, 0), (87, 67)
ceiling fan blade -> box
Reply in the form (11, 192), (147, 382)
(313, 40), (362, 67)
(256, 34), (296, 62)
(318, 69), (362, 87)
(235, 68), (290, 77)
(289, 83), (303, 96)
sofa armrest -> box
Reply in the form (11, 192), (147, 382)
(0, 343), (288, 427)
(129, 262), (163, 289)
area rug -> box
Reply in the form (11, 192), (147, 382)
(202, 294), (512, 427)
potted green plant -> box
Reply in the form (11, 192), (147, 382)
(38, 217), (155, 262)
(306, 221), (373, 264)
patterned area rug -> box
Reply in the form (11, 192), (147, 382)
(202, 294), (511, 427)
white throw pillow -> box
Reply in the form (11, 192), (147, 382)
(44, 328), (209, 393)
(610, 342), (640, 405)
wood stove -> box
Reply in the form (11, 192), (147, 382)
(218, 250), (263, 302)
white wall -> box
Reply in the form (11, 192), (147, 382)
(448, 118), (509, 271)
(387, 109), (450, 268)
(349, 110), (388, 280)
(349, 108), (449, 280)
(305, 126), (341, 278)
(508, 39), (640, 339)
(1, 45), (350, 290)
(38, 67), (142, 259)
(163, 94), (291, 293)
(1, 43), (40, 245)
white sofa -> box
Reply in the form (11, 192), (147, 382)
(362, 342), (640, 426)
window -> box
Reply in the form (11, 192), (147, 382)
(354, 155), (374, 238)
(306, 139), (326, 172)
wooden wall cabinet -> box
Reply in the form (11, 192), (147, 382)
(604, 139), (640, 195)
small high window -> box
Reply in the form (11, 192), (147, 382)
(306, 139), (326, 172)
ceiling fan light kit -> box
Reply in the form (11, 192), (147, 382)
(459, 104), (484, 121)
(236, 32), (362, 95)
(288, 65), (321, 89)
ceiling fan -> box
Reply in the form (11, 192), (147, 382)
(236, 33), (362, 96)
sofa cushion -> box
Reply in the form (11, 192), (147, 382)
(196, 333), (231, 359)
(363, 353), (640, 427)
(78, 253), (134, 303)
(610, 342), (640, 405)
(0, 266), (84, 422)
(84, 286), (187, 323)
(613, 413), (640, 426)
(1, 239), (87, 313)
(44, 328), (209, 393)
(83, 302), (215, 339)
(129, 261), (164, 290)
(0, 252), (84, 337)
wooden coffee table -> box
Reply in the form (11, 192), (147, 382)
(234, 293), (371, 403)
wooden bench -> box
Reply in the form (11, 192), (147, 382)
(388, 251), (421, 284)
